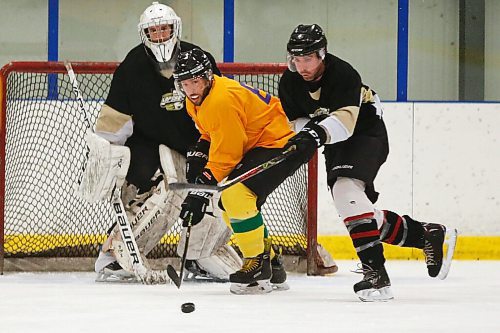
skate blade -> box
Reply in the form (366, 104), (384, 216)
(356, 286), (394, 302)
(272, 282), (290, 291)
(183, 275), (228, 284)
(437, 228), (458, 280)
(230, 280), (273, 295)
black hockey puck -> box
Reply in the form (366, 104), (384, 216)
(181, 302), (195, 313)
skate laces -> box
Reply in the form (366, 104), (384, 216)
(423, 224), (442, 266)
(352, 263), (378, 281)
(241, 257), (260, 273)
(424, 240), (436, 265)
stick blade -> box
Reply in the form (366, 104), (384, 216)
(168, 182), (219, 192)
(167, 265), (182, 288)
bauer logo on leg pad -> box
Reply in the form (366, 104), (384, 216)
(114, 202), (140, 265)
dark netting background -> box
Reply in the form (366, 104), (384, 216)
(3, 67), (308, 261)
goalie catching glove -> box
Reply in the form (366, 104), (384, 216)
(77, 131), (130, 203)
(179, 168), (217, 227)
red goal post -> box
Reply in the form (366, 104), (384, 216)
(0, 61), (327, 275)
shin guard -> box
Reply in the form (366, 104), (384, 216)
(378, 210), (425, 248)
(345, 214), (385, 269)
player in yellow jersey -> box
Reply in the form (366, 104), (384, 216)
(173, 49), (303, 294)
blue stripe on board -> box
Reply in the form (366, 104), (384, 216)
(397, 0), (409, 102)
(223, 0), (234, 62)
(47, 0), (59, 100)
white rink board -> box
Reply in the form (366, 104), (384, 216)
(7, 101), (499, 235)
(413, 103), (500, 234)
(317, 102), (500, 235)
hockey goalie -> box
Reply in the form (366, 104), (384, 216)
(80, 131), (242, 284)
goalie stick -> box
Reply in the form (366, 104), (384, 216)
(65, 61), (167, 284)
(168, 145), (297, 193)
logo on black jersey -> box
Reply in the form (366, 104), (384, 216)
(332, 164), (353, 171)
(160, 90), (184, 111)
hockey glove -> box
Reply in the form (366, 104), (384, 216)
(179, 168), (217, 227)
(285, 121), (327, 165)
(194, 168), (218, 186)
(186, 139), (210, 183)
(180, 191), (212, 227)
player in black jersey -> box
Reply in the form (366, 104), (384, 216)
(279, 24), (457, 301)
(88, 2), (241, 283)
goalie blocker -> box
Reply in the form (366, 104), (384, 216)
(86, 141), (242, 283)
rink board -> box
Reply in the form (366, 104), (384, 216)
(4, 233), (500, 259)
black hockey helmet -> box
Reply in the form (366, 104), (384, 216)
(173, 48), (213, 82)
(287, 24), (327, 57)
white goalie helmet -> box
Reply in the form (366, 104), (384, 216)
(138, 2), (182, 63)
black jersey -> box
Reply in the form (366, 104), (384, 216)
(279, 53), (384, 138)
(104, 41), (220, 155)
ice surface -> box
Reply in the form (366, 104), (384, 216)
(0, 260), (499, 333)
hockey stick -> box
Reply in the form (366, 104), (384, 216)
(65, 61), (167, 283)
(168, 145), (297, 193)
(166, 218), (192, 288)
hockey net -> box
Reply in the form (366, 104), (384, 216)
(0, 61), (328, 275)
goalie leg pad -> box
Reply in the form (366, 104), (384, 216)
(128, 179), (184, 255)
(78, 131), (130, 203)
(195, 244), (243, 280)
(132, 145), (189, 254)
(111, 144), (188, 256)
(103, 179), (182, 276)
(106, 228), (148, 274)
(177, 214), (233, 260)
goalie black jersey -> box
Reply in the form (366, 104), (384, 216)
(278, 53), (384, 138)
(102, 41), (220, 155)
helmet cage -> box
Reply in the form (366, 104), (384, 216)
(138, 3), (182, 63)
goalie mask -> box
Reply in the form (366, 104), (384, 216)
(173, 48), (214, 100)
(286, 24), (327, 72)
(138, 2), (182, 67)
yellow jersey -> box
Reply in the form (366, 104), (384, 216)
(185, 75), (294, 182)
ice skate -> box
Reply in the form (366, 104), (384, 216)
(183, 260), (228, 283)
(422, 223), (458, 280)
(94, 250), (138, 283)
(95, 261), (139, 283)
(229, 248), (272, 295)
(270, 253), (289, 291)
(353, 264), (394, 302)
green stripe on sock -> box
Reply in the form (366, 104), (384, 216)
(231, 212), (264, 233)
